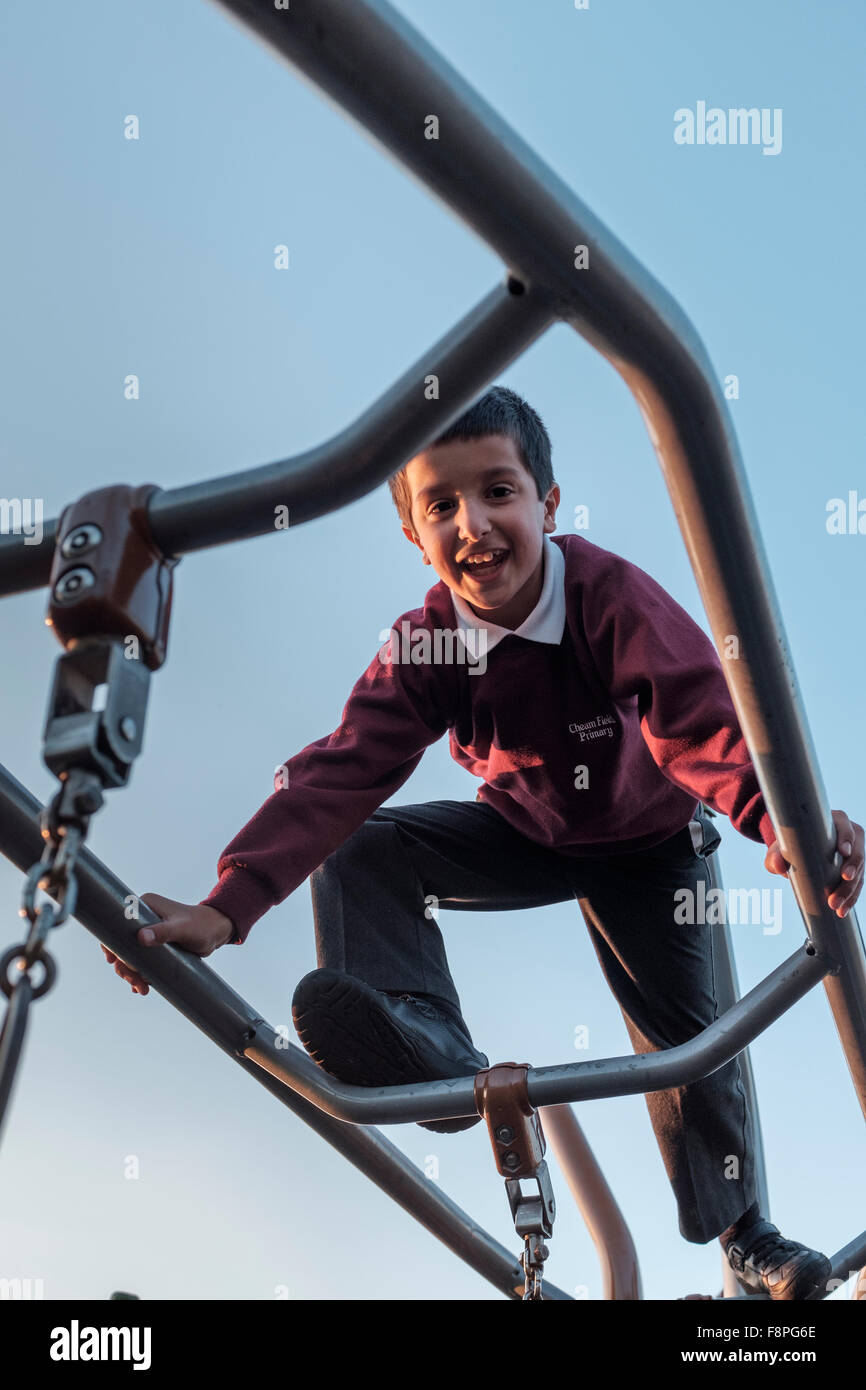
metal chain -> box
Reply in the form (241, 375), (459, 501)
(0, 778), (95, 1147)
(521, 1233), (549, 1300)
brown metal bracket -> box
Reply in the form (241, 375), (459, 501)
(474, 1062), (556, 1299)
(46, 482), (177, 670)
(474, 1061), (545, 1177)
(40, 484), (179, 790)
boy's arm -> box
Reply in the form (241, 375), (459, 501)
(581, 554), (777, 849)
(198, 628), (451, 945)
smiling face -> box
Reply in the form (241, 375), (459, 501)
(401, 433), (560, 629)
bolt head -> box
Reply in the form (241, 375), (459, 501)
(53, 567), (96, 603)
(496, 1124), (515, 1143)
(503, 1151), (521, 1171)
(61, 524), (103, 559)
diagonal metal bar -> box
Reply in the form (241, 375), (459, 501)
(0, 279), (555, 595)
(0, 760), (572, 1300)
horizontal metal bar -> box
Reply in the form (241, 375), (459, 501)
(0, 760), (572, 1300)
(242, 944), (830, 1124)
(0, 279), (555, 597)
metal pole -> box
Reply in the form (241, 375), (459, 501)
(241, 945), (830, 1123)
(540, 1104), (642, 1300)
(0, 280), (555, 595)
(0, 761), (571, 1301)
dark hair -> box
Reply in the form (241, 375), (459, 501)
(388, 385), (555, 533)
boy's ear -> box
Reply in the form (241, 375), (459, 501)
(402, 523), (430, 562)
(543, 482), (560, 532)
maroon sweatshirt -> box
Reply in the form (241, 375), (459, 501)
(200, 533), (776, 944)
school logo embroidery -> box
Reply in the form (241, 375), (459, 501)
(568, 712), (617, 741)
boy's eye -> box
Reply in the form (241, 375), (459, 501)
(427, 485), (514, 516)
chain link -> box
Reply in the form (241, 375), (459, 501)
(521, 1233), (549, 1300)
(1, 777), (95, 1145)
(19, 830), (82, 942)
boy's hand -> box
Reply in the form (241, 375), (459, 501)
(100, 894), (236, 996)
(764, 809), (864, 918)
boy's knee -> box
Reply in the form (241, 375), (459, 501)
(313, 814), (397, 876)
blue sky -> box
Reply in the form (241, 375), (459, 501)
(1, 0), (864, 1301)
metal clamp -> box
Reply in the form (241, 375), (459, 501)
(46, 482), (177, 671)
(40, 484), (179, 788)
(474, 1061), (556, 1300)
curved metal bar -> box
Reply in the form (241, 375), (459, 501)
(242, 945), (829, 1124)
(540, 1103), (642, 1301)
(0, 759), (572, 1300)
(0, 279), (556, 594)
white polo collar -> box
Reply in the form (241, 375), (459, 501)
(450, 533), (565, 660)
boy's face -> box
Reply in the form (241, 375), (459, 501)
(401, 433), (559, 628)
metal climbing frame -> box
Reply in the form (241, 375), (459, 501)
(1, 0), (865, 1299)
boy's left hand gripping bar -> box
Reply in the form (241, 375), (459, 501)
(41, 483), (180, 793)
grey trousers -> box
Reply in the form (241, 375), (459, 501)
(309, 797), (757, 1244)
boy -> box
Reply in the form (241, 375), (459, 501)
(104, 387), (863, 1300)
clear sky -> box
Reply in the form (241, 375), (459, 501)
(1, 0), (864, 1301)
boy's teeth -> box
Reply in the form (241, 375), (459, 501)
(465, 550), (504, 564)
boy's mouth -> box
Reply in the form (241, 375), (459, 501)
(458, 548), (509, 580)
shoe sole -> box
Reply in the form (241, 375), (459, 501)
(292, 969), (484, 1134)
(773, 1253), (833, 1301)
(735, 1252), (832, 1301)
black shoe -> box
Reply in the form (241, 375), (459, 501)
(291, 967), (488, 1134)
(725, 1218), (832, 1300)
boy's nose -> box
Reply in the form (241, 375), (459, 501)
(455, 503), (492, 541)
